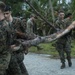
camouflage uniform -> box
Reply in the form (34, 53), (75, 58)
(26, 18), (42, 50)
(55, 18), (72, 68)
(26, 18), (38, 40)
(0, 19), (11, 75)
(7, 17), (28, 75)
(26, 18), (34, 34)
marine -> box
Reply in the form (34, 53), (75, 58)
(4, 5), (29, 75)
(55, 11), (72, 69)
(0, 1), (11, 75)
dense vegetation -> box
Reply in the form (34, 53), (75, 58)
(2, 0), (74, 35)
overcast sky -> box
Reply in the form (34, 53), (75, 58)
(66, 0), (71, 3)
(59, 0), (71, 4)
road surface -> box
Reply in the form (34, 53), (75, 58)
(23, 53), (75, 75)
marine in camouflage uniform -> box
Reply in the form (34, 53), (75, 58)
(4, 6), (28, 75)
(21, 17), (29, 54)
(8, 18), (28, 75)
(0, 17), (11, 75)
(55, 12), (72, 69)
(26, 14), (37, 38)
(26, 14), (42, 50)
(0, 2), (11, 75)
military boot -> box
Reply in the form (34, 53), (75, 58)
(60, 62), (65, 69)
(68, 59), (72, 67)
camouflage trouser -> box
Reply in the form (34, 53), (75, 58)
(16, 52), (29, 75)
(6, 52), (28, 75)
(0, 53), (11, 75)
(56, 38), (71, 63)
(19, 62), (29, 75)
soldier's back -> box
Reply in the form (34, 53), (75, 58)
(0, 19), (11, 75)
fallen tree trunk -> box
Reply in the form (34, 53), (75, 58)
(18, 21), (75, 47)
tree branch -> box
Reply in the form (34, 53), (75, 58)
(24, 0), (57, 30)
(18, 21), (75, 47)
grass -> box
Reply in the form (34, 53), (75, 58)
(28, 40), (75, 58)
(71, 40), (75, 57)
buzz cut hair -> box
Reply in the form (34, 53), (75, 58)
(4, 5), (11, 11)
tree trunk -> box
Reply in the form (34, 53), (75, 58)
(18, 21), (75, 47)
(49, 0), (55, 23)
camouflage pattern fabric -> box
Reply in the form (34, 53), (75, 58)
(55, 18), (72, 63)
(0, 19), (11, 75)
(26, 18), (37, 39)
(6, 17), (29, 75)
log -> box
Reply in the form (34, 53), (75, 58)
(18, 21), (75, 47)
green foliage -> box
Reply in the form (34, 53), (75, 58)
(12, 2), (23, 16)
(2, 0), (24, 4)
(1, 0), (24, 16)
(1, 0), (74, 35)
(71, 0), (75, 20)
(29, 42), (58, 56)
(27, 0), (73, 35)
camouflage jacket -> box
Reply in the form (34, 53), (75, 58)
(8, 17), (26, 44)
(55, 18), (72, 41)
(26, 18), (37, 39)
(0, 19), (11, 54)
(55, 18), (72, 29)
